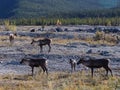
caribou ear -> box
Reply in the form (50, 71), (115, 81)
(31, 39), (35, 42)
(14, 32), (17, 36)
(32, 39), (34, 41)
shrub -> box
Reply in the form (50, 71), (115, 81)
(94, 30), (104, 41)
(4, 20), (17, 32)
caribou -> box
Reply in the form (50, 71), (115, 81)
(31, 38), (51, 52)
(77, 58), (113, 77)
(9, 33), (17, 45)
(20, 58), (48, 76)
(69, 59), (77, 72)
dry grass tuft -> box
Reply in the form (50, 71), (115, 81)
(0, 72), (119, 90)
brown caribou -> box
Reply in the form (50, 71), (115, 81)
(31, 38), (51, 52)
(77, 58), (113, 77)
(20, 58), (48, 76)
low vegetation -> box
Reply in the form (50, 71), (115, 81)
(4, 20), (16, 32)
(0, 71), (119, 90)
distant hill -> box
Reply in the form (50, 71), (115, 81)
(0, 0), (119, 18)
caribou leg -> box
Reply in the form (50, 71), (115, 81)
(48, 44), (51, 52)
(108, 67), (113, 76)
(40, 45), (43, 52)
(71, 64), (73, 72)
(41, 66), (48, 75)
(73, 64), (76, 71)
(104, 66), (113, 76)
(91, 68), (94, 77)
(44, 66), (48, 75)
(31, 67), (34, 76)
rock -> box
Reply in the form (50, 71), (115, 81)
(64, 28), (68, 32)
(86, 49), (92, 54)
(74, 29), (83, 32)
(99, 51), (110, 56)
(49, 28), (56, 32)
(30, 29), (35, 32)
(90, 44), (97, 47)
(56, 27), (63, 32)
(80, 43), (89, 46)
(38, 28), (42, 31)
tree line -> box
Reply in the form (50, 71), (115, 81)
(0, 17), (120, 26)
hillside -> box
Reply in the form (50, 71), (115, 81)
(0, 0), (119, 18)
